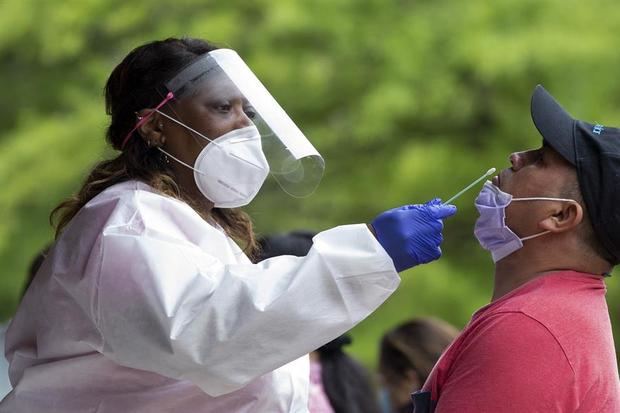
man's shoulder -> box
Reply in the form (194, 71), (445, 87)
(484, 273), (612, 348)
(463, 274), (618, 390)
(465, 311), (568, 362)
(442, 312), (575, 395)
(448, 299), (619, 411)
(487, 272), (607, 327)
(434, 310), (612, 413)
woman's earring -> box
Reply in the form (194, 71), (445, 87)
(159, 151), (170, 165)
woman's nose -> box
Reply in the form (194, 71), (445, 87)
(234, 107), (253, 129)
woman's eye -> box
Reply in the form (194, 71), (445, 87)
(213, 103), (231, 112)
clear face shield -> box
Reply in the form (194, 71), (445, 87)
(126, 49), (325, 201)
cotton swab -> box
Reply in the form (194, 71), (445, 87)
(443, 168), (496, 205)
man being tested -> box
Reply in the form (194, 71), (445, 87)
(414, 85), (620, 412)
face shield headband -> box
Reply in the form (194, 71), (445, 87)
(121, 91), (175, 149)
(121, 49), (325, 199)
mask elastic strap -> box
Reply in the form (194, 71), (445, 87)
(512, 197), (577, 203)
(157, 145), (251, 199)
(121, 92), (175, 149)
(512, 197), (577, 242)
(520, 230), (550, 242)
(156, 147), (207, 176)
(155, 111), (259, 146)
(154, 109), (221, 147)
(156, 126), (265, 174)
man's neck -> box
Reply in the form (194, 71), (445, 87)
(491, 245), (611, 302)
(492, 256), (547, 302)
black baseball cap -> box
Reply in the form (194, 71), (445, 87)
(531, 84), (620, 265)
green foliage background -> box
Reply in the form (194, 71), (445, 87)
(1, 0), (619, 372)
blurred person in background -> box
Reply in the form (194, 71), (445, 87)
(378, 317), (458, 413)
(258, 231), (381, 413)
(413, 85), (620, 412)
(0, 246), (49, 400)
(0, 37), (456, 413)
(0, 326), (8, 400)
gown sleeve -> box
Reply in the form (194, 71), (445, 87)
(93, 190), (400, 396)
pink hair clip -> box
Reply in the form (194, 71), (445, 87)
(121, 91), (175, 149)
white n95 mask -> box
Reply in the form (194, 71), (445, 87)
(155, 112), (270, 208)
(474, 180), (576, 262)
(193, 125), (269, 208)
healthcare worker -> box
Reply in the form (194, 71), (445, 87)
(0, 38), (456, 413)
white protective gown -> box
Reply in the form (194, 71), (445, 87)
(0, 180), (399, 412)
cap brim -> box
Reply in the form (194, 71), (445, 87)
(530, 84), (577, 165)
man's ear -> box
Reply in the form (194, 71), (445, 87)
(539, 201), (583, 233)
(136, 109), (166, 147)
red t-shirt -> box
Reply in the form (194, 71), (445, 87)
(413, 271), (620, 413)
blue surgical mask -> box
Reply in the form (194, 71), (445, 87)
(474, 181), (576, 262)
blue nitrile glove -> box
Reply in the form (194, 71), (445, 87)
(371, 198), (457, 272)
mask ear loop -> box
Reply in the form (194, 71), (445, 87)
(519, 230), (551, 241)
(511, 197), (577, 203)
(511, 198), (579, 242)
(153, 112), (263, 174)
(156, 110), (260, 146)
(148, 109), (219, 176)
(121, 92), (175, 149)
(154, 109), (218, 146)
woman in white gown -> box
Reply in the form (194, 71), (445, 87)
(0, 37), (456, 413)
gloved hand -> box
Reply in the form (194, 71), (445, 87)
(371, 198), (457, 272)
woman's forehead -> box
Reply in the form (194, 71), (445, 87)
(188, 72), (245, 101)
